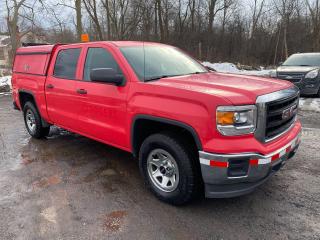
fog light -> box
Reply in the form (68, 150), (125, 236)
(228, 158), (249, 177)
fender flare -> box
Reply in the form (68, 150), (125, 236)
(18, 89), (36, 109)
(131, 114), (203, 156)
(18, 89), (50, 127)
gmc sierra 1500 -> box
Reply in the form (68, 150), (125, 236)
(11, 41), (301, 205)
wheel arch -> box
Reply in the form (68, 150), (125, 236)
(131, 115), (202, 158)
(18, 89), (37, 110)
(18, 90), (50, 127)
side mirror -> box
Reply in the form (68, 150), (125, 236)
(90, 68), (124, 86)
(278, 62), (283, 66)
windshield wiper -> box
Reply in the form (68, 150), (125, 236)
(205, 66), (216, 72)
(189, 72), (199, 75)
(144, 75), (179, 82)
(144, 72), (208, 82)
(189, 71), (206, 75)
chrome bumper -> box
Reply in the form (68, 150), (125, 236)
(199, 133), (301, 198)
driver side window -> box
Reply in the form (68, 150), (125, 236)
(83, 47), (123, 81)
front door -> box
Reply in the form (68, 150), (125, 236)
(75, 45), (130, 148)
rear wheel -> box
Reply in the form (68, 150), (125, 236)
(139, 133), (201, 205)
(23, 102), (50, 138)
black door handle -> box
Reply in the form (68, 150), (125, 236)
(46, 84), (54, 89)
(76, 89), (87, 94)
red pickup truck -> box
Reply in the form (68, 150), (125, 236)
(11, 41), (301, 205)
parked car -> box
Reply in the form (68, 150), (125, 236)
(273, 53), (320, 97)
(11, 42), (301, 205)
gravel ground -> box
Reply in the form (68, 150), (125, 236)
(0, 95), (319, 240)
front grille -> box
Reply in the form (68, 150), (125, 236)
(265, 95), (298, 140)
(277, 72), (305, 83)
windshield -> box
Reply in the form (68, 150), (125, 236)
(283, 54), (320, 66)
(120, 45), (208, 81)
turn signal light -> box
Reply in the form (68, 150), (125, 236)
(217, 112), (234, 125)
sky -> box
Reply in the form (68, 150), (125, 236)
(0, 0), (74, 33)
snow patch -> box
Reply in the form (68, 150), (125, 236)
(203, 62), (273, 77)
(0, 75), (12, 93)
(0, 35), (10, 47)
(0, 76), (12, 87)
(299, 98), (320, 113)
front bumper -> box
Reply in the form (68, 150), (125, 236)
(294, 81), (320, 95)
(199, 132), (301, 198)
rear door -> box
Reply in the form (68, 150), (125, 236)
(75, 44), (130, 148)
(45, 47), (82, 130)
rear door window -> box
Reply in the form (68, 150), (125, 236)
(83, 47), (123, 81)
(53, 48), (81, 79)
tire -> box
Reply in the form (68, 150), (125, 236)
(23, 102), (50, 139)
(139, 133), (201, 205)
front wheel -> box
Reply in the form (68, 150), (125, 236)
(139, 133), (201, 205)
(23, 102), (50, 138)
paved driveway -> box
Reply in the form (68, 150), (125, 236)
(0, 95), (319, 240)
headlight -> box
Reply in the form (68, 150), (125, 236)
(305, 69), (319, 79)
(216, 105), (257, 136)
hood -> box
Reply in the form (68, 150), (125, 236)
(277, 65), (319, 73)
(149, 72), (293, 105)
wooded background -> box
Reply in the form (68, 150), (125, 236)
(3, 0), (320, 66)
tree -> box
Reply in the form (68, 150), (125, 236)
(4, 0), (320, 67)
(177, 0), (189, 38)
(274, 0), (298, 59)
(249, 0), (266, 40)
(220, 0), (236, 39)
(75, 0), (82, 41)
(101, 0), (143, 40)
(5, 0), (37, 64)
(155, 0), (165, 42)
(207, 0), (224, 34)
(189, 0), (196, 32)
(83, 0), (103, 40)
(306, 0), (320, 51)
(51, 1), (83, 41)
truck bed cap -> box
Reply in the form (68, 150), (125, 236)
(16, 44), (56, 55)
(14, 44), (60, 75)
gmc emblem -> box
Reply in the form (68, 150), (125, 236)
(24, 64), (30, 71)
(282, 104), (297, 120)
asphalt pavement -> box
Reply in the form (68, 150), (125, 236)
(0, 95), (319, 240)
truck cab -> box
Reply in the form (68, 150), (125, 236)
(12, 41), (301, 205)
